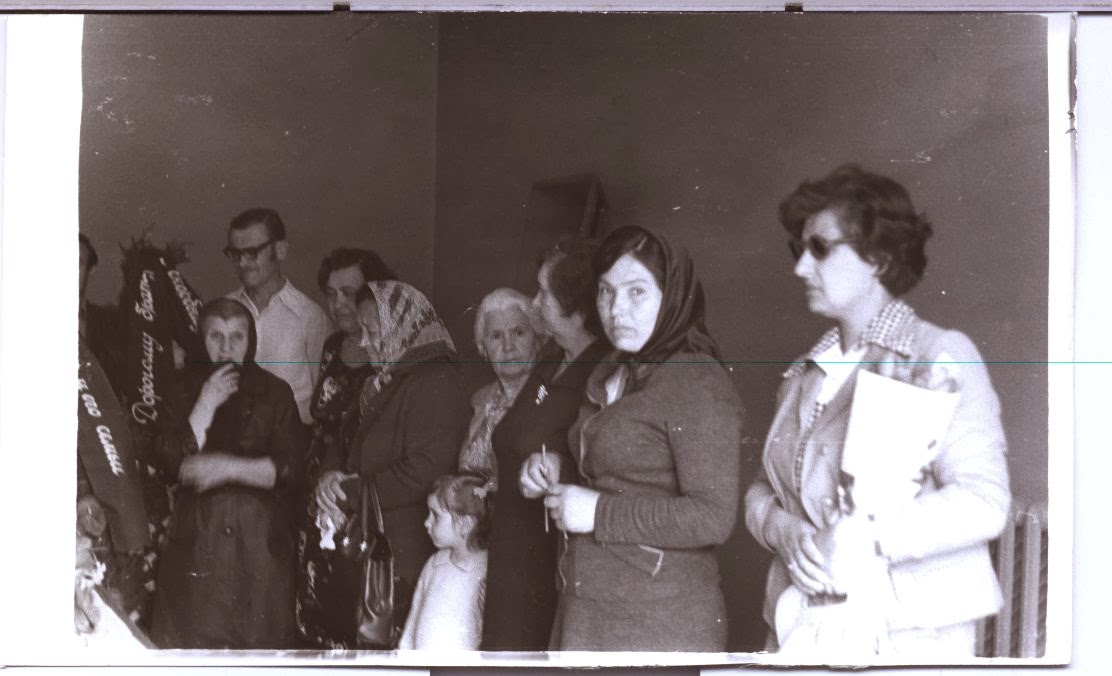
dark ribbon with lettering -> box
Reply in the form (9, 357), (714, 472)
(78, 340), (151, 552)
(120, 240), (206, 433)
(160, 251), (206, 362)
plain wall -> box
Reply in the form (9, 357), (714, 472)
(431, 12), (1049, 650)
(80, 13), (439, 306)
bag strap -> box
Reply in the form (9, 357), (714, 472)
(360, 477), (371, 549)
(368, 478), (385, 534)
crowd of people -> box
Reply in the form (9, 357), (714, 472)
(75, 164), (1012, 657)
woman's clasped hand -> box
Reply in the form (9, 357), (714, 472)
(542, 484), (600, 534)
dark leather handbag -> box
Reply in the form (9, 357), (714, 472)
(355, 480), (396, 649)
(319, 478), (396, 649)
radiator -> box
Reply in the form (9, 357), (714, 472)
(975, 498), (1049, 658)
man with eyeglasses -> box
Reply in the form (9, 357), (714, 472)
(224, 208), (331, 427)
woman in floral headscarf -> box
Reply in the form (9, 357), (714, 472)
(315, 280), (471, 638)
(295, 248), (395, 648)
(538, 225), (745, 651)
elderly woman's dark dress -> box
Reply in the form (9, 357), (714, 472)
(481, 339), (610, 651)
(150, 324), (302, 649)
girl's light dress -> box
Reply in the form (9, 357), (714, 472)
(399, 549), (488, 650)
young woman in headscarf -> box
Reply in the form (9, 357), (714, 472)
(314, 280), (471, 640)
(149, 298), (302, 649)
(538, 225), (745, 651)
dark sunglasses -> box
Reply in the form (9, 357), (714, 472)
(788, 235), (857, 261)
(223, 239), (274, 263)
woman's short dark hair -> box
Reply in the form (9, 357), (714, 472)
(317, 247), (398, 292)
(538, 237), (602, 337)
(594, 225), (667, 290)
(229, 207), (287, 242)
(778, 164), (933, 297)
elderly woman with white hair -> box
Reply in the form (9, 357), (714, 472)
(458, 286), (551, 651)
(458, 287), (545, 486)
(480, 239), (611, 651)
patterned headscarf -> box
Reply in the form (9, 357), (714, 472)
(359, 280), (456, 410)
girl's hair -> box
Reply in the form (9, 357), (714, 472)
(430, 473), (494, 551)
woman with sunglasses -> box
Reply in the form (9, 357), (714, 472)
(744, 164), (1011, 657)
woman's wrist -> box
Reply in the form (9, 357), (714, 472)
(187, 408), (212, 450)
(763, 508), (788, 552)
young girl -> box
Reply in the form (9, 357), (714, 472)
(399, 474), (493, 651)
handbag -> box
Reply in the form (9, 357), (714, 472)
(355, 479), (396, 649)
(318, 478), (396, 649)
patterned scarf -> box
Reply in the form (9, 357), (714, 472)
(358, 281), (456, 415)
(457, 382), (514, 487)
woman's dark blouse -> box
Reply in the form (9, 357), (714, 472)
(150, 365), (302, 649)
(481, 339), (610, 651)
(296, 331), (375, 648)
(300, 332), (375, 501)
(310, 332), (375, 431)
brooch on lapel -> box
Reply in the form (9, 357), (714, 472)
(534, 384), (548, 406)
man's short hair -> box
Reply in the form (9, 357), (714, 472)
(229, 208), (287, 242)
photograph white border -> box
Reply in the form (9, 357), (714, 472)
(0, 7), (1097, 672)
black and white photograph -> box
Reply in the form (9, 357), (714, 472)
(0, 6), (1092, 670)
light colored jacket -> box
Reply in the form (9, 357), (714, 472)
(745, 302), (1010, 632)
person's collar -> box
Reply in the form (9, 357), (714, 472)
(541, 337), (609, 387)
(783, 299), (918, 379)
(235, 278), (305, 316)
(810, 340), (867, 377)
(440, 548), (486, 573)
(584, 349), (623, 407)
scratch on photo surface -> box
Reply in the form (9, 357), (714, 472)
(346, 16), (378, 41)
(175, 94), (215, 106)
(890, 150), (933, 164)
(94, 96), (116, 121)
(127, 51), (158, 61)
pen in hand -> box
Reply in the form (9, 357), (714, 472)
(542, 443), (550, 533)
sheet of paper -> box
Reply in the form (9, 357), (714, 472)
(841, 368), (960, 515)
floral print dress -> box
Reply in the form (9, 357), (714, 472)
(294, 331), (374, 648)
